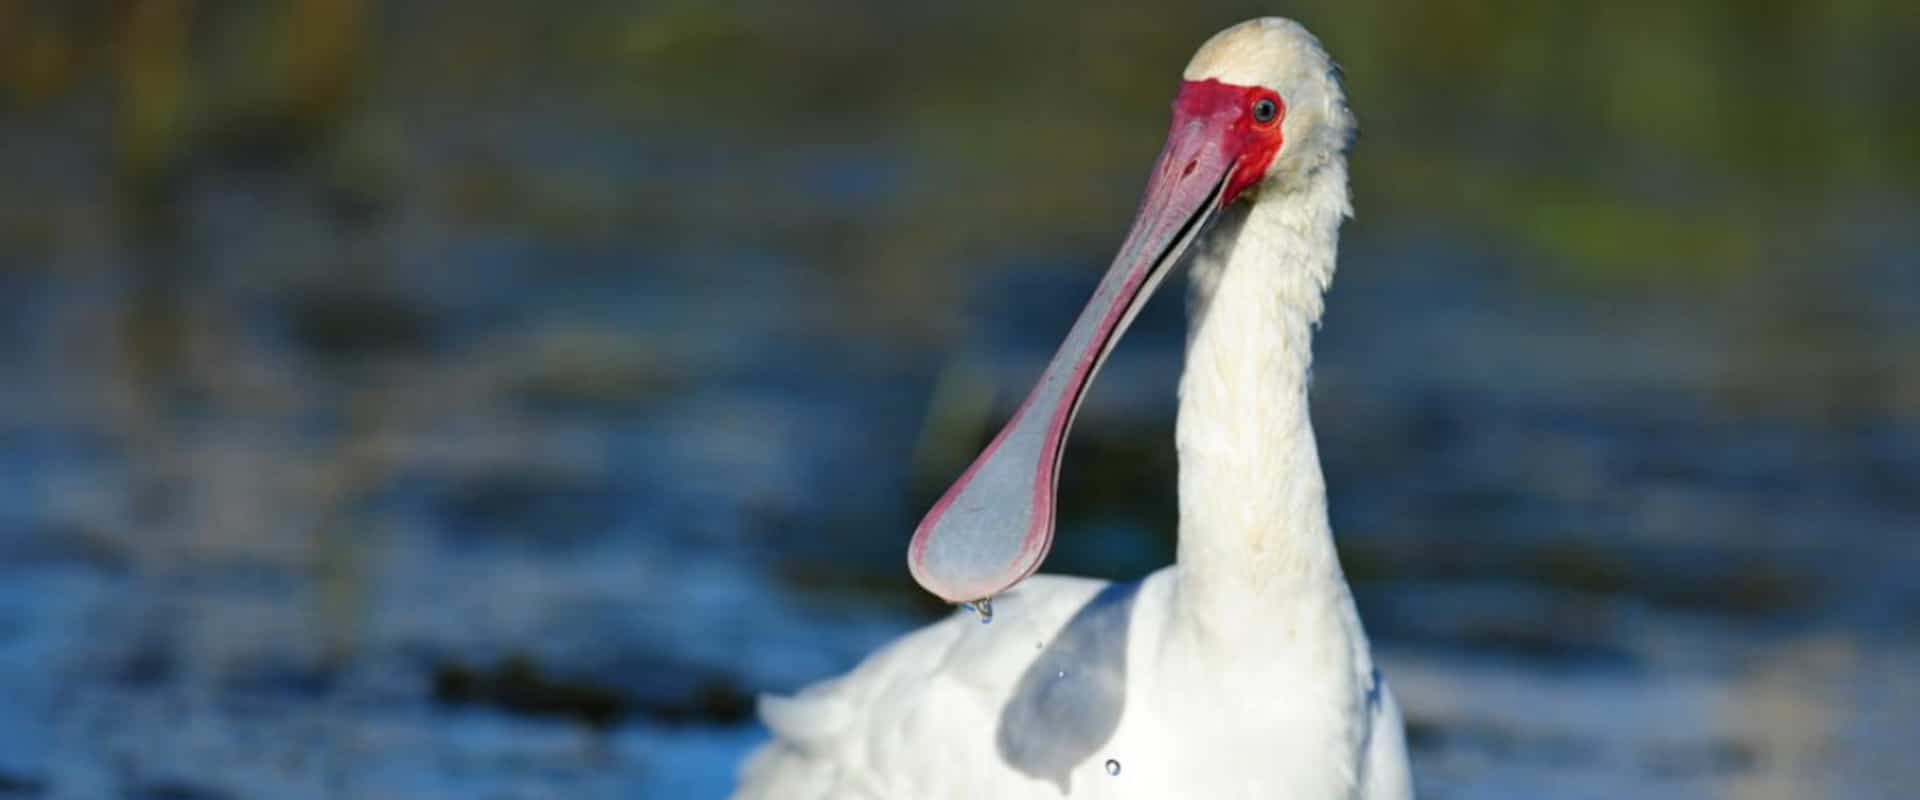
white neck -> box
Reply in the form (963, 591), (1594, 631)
(1171, 159), (1354, 637)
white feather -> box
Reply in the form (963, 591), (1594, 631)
(735, 18), (1410, 799)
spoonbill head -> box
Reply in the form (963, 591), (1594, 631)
(908, 18), (1356, 605)
(739, 19), (1410, 799)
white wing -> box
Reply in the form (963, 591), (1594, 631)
(733, 575), (1113, 800)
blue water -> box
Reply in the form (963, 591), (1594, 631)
(1, 8), (1917, 797)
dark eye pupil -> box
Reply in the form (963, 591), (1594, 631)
(1252, 98), (1277, 122)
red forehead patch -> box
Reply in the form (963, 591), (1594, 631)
(1172, 79), (1285, 203)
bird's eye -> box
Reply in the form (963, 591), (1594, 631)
(1251, 97), (1278, 124)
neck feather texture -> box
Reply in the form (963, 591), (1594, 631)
(1172, 159), (1352, 634)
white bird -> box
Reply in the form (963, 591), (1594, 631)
(736, 18), (1412, 799)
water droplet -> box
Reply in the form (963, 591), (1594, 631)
(961, 597), (993, 624)
(1105, 758), (1121, 776)
(1056, 670), (1066, 679)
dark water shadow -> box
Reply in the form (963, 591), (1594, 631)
(995, 580), (1140, 793)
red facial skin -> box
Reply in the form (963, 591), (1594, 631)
(905, 77), (1291, 605)
(1172, 79), (1286, 203)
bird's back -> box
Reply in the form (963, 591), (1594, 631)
(732, 573), (1129, 799)
(733, 568), (1410, 799)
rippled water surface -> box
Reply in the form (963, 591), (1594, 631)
(1, 2), (1916, 798)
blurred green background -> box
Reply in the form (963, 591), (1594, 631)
(0, 1), (1915, 798)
